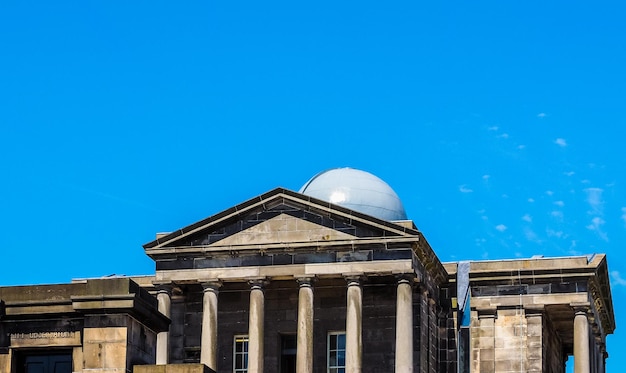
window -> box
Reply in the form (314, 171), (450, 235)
(234, 335), (249, 373)
(327, 332), (346, 373)
(17, 352), (72, 373)
(280, 334), (297, 373)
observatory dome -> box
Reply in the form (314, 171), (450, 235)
(299, 168), (408, 221)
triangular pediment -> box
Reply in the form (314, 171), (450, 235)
(144, 188), (419, 254)
(211, 213), (357, 247)
(143, 188), (448, 285)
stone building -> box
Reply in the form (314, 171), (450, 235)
(0, 168), (616, 373)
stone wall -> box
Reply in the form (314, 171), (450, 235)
(83, 327), (128, 372)
(361, 278), (396, 373)
(169, 285), (202, 363)
(436, 284), (457, 373)
(0, 350), (10, 373)
(127, 317), (159, 368)
(470, 308), (554, 373)
(542, 312), (564, 373)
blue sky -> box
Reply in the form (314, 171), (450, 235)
(1, 1), (625, 370)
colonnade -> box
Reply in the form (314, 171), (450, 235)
(155, 275), (416, 373)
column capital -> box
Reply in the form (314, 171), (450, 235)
(248, 278), (269, 290)
(153, 281), (175, 294)
(574, 310), (589, 318)
(395, 273), (416, 285)
(570, 302), (590, 315)
(343, 273), (365, 286)
(156, 287), (172, 296)
(296, 276), (316, 287)
(200, 279), (223, 292)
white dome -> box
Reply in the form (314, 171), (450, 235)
(299, 168), (407, 221)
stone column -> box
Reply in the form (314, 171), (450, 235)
(395, 276), (413, 373)
(419, 287), (429, 373)
(599, 342), (607, 373)
(200, 280), (221, 371)
(155, 285), (172, 365)
(345, 275), (363, 373)
(574, 309), (590, 373)
(248, 279), (267, 373)
(296, 277), (314, 373)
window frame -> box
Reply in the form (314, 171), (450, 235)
(326, 331), (346, 373)
(233, 334), (249, 373)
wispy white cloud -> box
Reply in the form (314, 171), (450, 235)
(546, 190), (554, 196)
(482, 174), (490, 181)
(488, 126), (499, 131)
(564, 171), (575, 176)
(475, 238), (486, 246)
(584, 188), (604, 215)
(586, 217), (608, 241)
(546, 229), (564, 238)
(551, 211), (564, 220)
(537, 112), (547, 118)
(568, 240), (580, 255)
(621, 207), (626, 226)
(495, 224), (507, 232)
(555, 138), (567, 147)
(498, 133), (510, 139)
(524, 227), (541, 243)
(517, 144), (526, 150)
(459, 185), (473, 193)
(554, 200), (565, 207)
(611, 271), (626, 286)
(528, 198), (535, 203)
(522, 214), (532, 222)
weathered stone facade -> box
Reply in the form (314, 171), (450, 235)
(446, 255), (614, 373)
(0, 186), (616, 373)
(0, 278), (168, 373)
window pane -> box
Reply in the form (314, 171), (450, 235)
(330, 335), (337, 349)
(337, 351), (345, 366)
(337, 334), (345, 350)
(329, 352), (337, 366)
